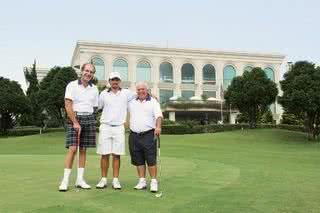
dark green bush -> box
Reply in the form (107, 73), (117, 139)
(0, 127), (64, 137)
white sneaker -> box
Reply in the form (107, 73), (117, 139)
(75, 179), (91, 189)
(96, 178), (107, 189)
(112, 178), (122, 190)
(59, 180), (69, 192)
(150, 179), (158, 192)
(134, 179), (147, 190)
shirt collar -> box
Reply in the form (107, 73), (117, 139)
(78, 79), (92, 87)
(107, 87), (122, 93)
(136, 94), (151, 101)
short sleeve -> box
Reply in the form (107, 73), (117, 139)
(126, 89), (136, 102)
(64, 82), (74, 100)
(153, 99), (163, 119)
(98, 91), (105, 110)
(94, 88), (99, 107)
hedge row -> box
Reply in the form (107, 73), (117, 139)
(161, 124), (306, 134)
(1, 124), (307, 137)
(0, 127), (64, 137)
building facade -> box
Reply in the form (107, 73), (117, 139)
(23, 66), (50, 84)
(71, 41), (285, 123)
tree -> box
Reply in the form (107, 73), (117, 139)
(280, 111), (304, 125)
(224, 67), (278, 128)
(21, 60), (42, 126)
(0, 77), (29, 132)
(236, 109), (273, 124)
(37, 66), (78, 127)
(279, 61), (320, 140)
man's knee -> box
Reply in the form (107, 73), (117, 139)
(112, 154), (120, 160)
(68, 146), (77, 154)
(79, 148), (86, 153)
(102, 154), (110, 160)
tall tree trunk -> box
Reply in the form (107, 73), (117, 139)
(307, 113), (316, 141)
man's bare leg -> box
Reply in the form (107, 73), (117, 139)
(64, 146), (77, 168)
(101, 155), (110, 177)
(148, 165), (157, 179)
(137, 165), (146, 178)
(112, 154), (120, 178)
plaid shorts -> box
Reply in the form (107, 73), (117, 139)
(65, 114), (96, 149)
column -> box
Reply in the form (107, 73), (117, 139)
(273, 63), (283, 124)
(105, 54), (114, 81)
(151, 57), (160, 97)
(194, 60), (203, 97)
(215, 60), (224, 100)
(174, 59), (182, 97)
(229, 112), (238, 124)
(169, 112), (176, 122)
(128, 55), (137, 90)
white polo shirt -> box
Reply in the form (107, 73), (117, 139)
(64, 80), (99, 113)
(128, 95), (163, 133)
(99, 88), (136, 126)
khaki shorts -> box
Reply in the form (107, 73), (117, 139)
(97, 124), (125, 155)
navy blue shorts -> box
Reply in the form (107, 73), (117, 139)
(129, 129), (157, 166)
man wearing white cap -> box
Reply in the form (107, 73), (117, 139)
(96, 72), (136, 189)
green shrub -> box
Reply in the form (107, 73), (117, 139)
(162, 119), (176, 125)
(0, 127), (64, 137)
(161, 123), (306, 135)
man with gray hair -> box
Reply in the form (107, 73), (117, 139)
(128, 81), (163, 192)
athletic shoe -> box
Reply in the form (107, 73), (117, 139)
(96, 178), (107, 189)
(59, 180), (69, 192)
(75, 179), (91, 189)
(134, 179), (147, 190)
(112, 178), (122, 190)
(150, 179), (158, 192)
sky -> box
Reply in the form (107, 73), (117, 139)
(1, 0), (320, 90)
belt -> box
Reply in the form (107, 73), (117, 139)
(105, 124), (122, 127)
(130, 129), (154, 136)
(75, 112), (92, 116)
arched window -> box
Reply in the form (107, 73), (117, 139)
(264, 67), (274, 81)
(159, 62), (173, 83)
(136, 61), (151, 82)
(113, 59), (128, 81)
(91, 57), (105, 80)
(223, 65), (236, 89)
(203, 64), (216, 84)
(181, 63), (194, 84)
(244, 65), (253, 72)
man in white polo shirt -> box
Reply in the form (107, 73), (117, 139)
(59, 63), (99, 192)
(128, 81), (163, 192)
(95, 72), (136, 190)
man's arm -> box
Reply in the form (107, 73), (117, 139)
(154, 116), (162, 136)
(153, 99), (163, 136)
(65, 99), (81, 132)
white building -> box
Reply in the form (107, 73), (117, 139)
(23, 66), (50, 83)
(71, 40), (285, 123)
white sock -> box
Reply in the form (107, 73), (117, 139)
(139, 177), (146, 182)
(77, 167), (84, 182)
(101, 177), (107, 182)
(151, 178), (157, 183)
(62, 168), (71, 182)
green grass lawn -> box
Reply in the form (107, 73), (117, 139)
(0, 129), (320, 213)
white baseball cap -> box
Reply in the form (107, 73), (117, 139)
(109, 72), (121, 80)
